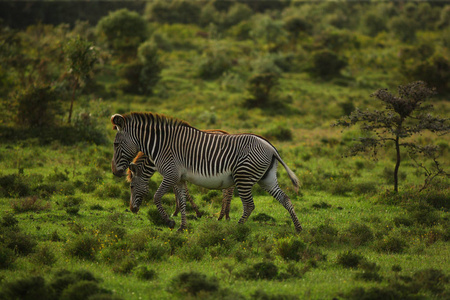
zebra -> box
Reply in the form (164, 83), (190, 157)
(111, 112), (302, 232)
(127, 151), (234, 223)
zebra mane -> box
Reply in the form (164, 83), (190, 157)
(126, 152), (147, 182)
(124, 112), (192, 129)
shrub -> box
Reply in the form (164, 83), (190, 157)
(134, 266), (157, 281)
(62, 196), (83, 215)
(374, 236), (407, 254)
(0, 245), (16, 269)
(3, 230), (36, 255)
(263, 125), (293, 142)
(66, 234), (100, 260)
(14, 85), (60, 127)
(0, 174), (31, 198)
(341, 223), (374, 246)
(411, 268), (449, 294)
(388, 15), (417, 43)
(97, 8), (147, 57)
(168, 271), (219, 296)
(276, 238), (306, 262)
(198, 47), (232, 79)
(336, 251), (364, 269)
(178, 243), (205, 261)
(407, 202), (440, 226)
(252, 289), (299, 300)
(245, 72), (280, 108)
(95, 182), (121, 198)
(145, 0), (201, 25)
(252, 213), (276, 223)
(0, 276), (53, 300)
(309, 49), (347, 80)
(0, 213), (18, 227)
(245, 262), (279, 280)
(146, 239), (170, 261)
(60, 280), (110, 300)
(30, 245), (57, 266)
(51, 269), (99, 299)
(309, 223), (339, 246)
(112, 258), (137, 274)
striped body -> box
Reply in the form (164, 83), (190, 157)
(111, 112), (302, 232)
(128, 152), (234, 220)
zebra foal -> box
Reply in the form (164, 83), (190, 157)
(111, 112), (302, 232)
(127, 151), (234, 223)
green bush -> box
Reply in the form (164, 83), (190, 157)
(309, 49), (347, 80)
(168, 271), (219, 296)
(252, 289), (299, 300)
(341, 223), (374, 246)
(60, 280), (110, 300)
(135, 266), (157, 281)
(0, 245), (16, 269)
(336, 251), (364, 269)
(252, 213), (276, 223)
(244, 261), (279, 280)
(0, 213), (18, 227)
(146, 239), (170, 261)
(14, 85), (60, 128)
(2, 229), (37, 255)
(66, 234), (100, 260)
(374, 236), (407, 254)
(97, 8), (147, 57)
(388, 15), (417, 43)
(30, 245), (57, 266)
(145, 0), (201, 25)
(276, 238), (306, 262)
(0, 276), (53, 300)
(244, 72), (280, 108)
(198, 50), (232, 80)
(263, 125), (293, 142)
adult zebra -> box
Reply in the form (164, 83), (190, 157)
(111, 112), (302, 232)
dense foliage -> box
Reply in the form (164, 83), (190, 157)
(0, 1), (448, 299)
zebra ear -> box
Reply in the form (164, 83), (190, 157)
(111, 114), (125, 131)
(129, 162), (138, 175)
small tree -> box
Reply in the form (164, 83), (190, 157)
(63, 36), (98, 124)
(244, 72), (279, 108)
(334, 81), (449, 192)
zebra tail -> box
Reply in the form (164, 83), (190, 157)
(274, 153), (300, 193)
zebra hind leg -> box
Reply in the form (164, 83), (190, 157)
(173, 183), (188, 232)
(218, 186), (233, 221)
(260, 182), (302, 232)
(235, 185), (256, 225)
(185, 183), (203, 218)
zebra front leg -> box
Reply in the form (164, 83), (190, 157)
(153, 180), (176, 229)
(173, 183), (188, 232)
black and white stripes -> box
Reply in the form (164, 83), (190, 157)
(111, 112), (302, 232)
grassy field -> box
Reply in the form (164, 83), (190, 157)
(1, 3), (449, 299)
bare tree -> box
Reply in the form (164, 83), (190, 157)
(334, 81), (449, 192)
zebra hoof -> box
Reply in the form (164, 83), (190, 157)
(176, 226), (187, 233)
(167, 220), (176, 229)
(295, 226), (303, 233)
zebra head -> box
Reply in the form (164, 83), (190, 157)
(111, 114), (139, 177)
(128, 162), (149, 213)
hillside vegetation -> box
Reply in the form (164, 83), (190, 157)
(0, 1), (449, 299)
